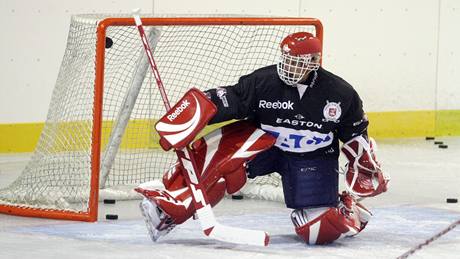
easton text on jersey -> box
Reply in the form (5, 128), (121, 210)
(276, 118), (323, 129)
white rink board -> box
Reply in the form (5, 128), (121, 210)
(2, 1), (460, 123)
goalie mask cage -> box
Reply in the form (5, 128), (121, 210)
(0, 15), (323, 222)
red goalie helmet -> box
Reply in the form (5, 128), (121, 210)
(277, 32), (322, 86)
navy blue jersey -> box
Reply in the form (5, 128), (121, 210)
(205, 65), (368, 160)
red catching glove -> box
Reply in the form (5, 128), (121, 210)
(341, 136), (390, 198)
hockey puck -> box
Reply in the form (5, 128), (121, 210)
(425, 136), (435, 140)
(438, 144), (448, 149)
(446, 198), (458, 203)
(105, 37), (113, 48)
(103, 199), (116, 204)
(106, 214), (118, 220)
(434, 141), (443, 145)
(231, 194), (244, 200)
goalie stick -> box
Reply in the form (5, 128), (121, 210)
(132, 12), (269, 246)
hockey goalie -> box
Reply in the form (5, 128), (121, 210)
(135, 32), (390, 245)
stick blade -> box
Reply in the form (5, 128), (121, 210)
(208, 223), (269, 246)
(196, 204), (269, 246)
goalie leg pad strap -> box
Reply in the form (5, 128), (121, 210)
(222, 166), (247, 194)
(162, 161), (187, 191)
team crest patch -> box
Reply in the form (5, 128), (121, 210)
(322, 100), (341, 123)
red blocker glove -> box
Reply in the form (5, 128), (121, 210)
(155, 88), (217, 151)
(341, 136), (390, 198)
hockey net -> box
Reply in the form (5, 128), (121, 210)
(0, 14), (322, 221)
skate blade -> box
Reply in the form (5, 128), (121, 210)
(139, 199), (176, 242)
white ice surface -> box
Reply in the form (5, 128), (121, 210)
(1, 137), (460, 258)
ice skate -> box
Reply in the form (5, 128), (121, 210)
(139, 198), (176, 242)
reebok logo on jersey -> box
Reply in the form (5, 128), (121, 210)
(167, 100), (190, 121)
(259, 100), (294, 110)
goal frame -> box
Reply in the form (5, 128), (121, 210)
(0, 17), (323, 222)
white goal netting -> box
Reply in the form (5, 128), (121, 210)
(0, 14), (318, 216)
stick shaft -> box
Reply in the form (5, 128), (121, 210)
(133, 15), (269, 246)
(133, 15), (171, 111)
